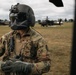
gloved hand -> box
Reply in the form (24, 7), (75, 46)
(1, 60), (33, 74)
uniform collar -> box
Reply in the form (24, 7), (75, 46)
(22, 28), (31, 37)
(15, 28), (32, 39)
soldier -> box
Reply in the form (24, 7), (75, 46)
(0, 3), (51, 75)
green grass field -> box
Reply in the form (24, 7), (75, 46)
(0, 22), (73, 75)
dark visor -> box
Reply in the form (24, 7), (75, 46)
(10, 12), (27, 22)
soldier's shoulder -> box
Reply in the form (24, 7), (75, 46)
(1, 30), (14, 40)
(30, 28), (45, 42)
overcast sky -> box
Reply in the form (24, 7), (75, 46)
(0, 0), (75, 21)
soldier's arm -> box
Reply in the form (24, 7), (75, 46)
(0, 36), (6, 56)
(0, 31), (14, 57)
(30, 38), (51, 75)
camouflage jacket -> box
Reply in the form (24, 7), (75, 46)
(0, 28), (51, 75)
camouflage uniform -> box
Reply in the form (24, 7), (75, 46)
(0, 28), (51, 75)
